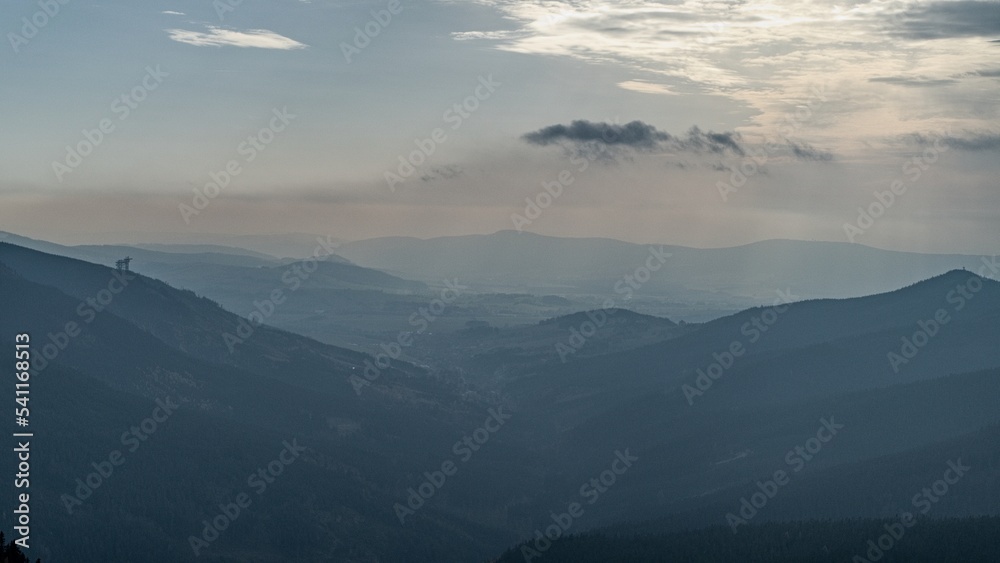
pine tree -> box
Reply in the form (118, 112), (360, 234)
(0, 531), (38, 563)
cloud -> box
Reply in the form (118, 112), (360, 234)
(161, 11), (185, 16)
(451, 30), (526, 41)
(787, 141), (833, 161)
(519, 121), (759, 157)
(679, 127), (744, 156)
(892, 1), (1000, 40)
(617, 80), (677, 95)
(904, 131), (1000, 152)
(166, 27), (307, 49)
(522, 120), (840, 164)
(456, 0), (1000, 154)
(523, 120), (671, 150)
(869, 76), (958, 87)
(419, 165), (464, 183)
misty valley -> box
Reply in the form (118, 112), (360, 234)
(1, 231), (998, 562)
(4, 0), (1000, 560)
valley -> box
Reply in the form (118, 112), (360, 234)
(1, 232), (998, 561)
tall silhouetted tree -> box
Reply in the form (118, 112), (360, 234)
(0, 531), (39, 563)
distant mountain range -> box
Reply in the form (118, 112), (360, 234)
(1, 236), (998, 562)
(339, 231), (995, 301)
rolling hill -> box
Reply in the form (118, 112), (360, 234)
(2, 240), (998, 562)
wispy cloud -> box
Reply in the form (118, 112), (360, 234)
(166, 26), (307, 50)
(161, 10), (185, 16)
(454, 0), (1000, 155)
(451, 30), (526, 41)
(903, 130), (1000, 151)
(869, 75), (958, 87)
(420, 165), (464, 183)
(787, 140), (833, 161)
(617, 80), (677, 95)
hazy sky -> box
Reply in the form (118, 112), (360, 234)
(1, 0), (998, 253)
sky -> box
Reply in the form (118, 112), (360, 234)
(0, 0), (998, 253)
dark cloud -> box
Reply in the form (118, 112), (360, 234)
(521, 120), (748, 157)
(522, 120), (836, 163)
(904, 131), (1000, 151)
(419, 165), (464, 183)
(522, 120), (671, 149)
(679, 126), (745, 155)
(788, 141), (833, 161)
(949, 68), (1000, 80)
(892, 1), (1000, 40)
(870, 75), (958, 87)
